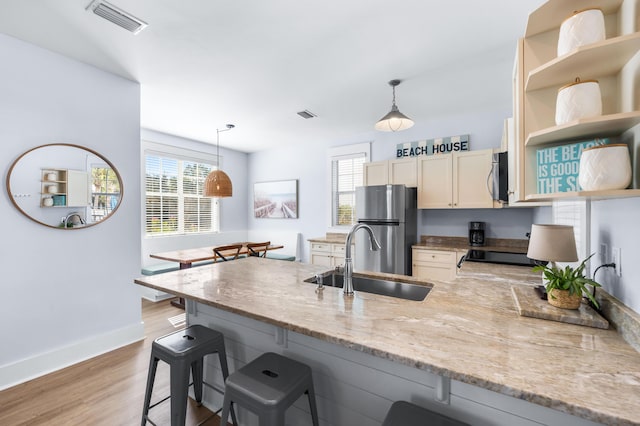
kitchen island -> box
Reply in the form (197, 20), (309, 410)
(134, 257), (640, 426)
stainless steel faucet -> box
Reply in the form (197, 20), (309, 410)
(343, 223), (381, 296)
(62, 212), (85, 228)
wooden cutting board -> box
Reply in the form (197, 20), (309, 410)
(511, 285), (609, 329)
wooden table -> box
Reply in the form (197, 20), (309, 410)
(150, 243), (284, 308)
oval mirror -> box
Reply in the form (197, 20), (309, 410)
(6, 143), (123, 229)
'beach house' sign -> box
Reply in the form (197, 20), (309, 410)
(396, 135), (469, 158)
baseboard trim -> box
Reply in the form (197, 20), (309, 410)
(0, 321), (144, 391)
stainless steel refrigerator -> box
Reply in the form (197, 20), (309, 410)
(354, 184), (417, 275)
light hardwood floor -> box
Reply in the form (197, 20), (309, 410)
(0, 299), (226, 426)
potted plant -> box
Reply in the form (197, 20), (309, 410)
(533, 254), (601, 309)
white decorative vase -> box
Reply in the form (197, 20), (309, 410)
(555, 78), (602, 125)
(47, 172), (57, 181)
(558, 8), (605, 57)
(43, 197), (54, 207)
(47, 185), (58, 194)
(579, 144), (632, 191)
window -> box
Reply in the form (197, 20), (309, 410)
(90, 164), (120, 222)
(145, 153), (219, 236)
(552, 199), (590, 267)
(328, 143), (370, 228)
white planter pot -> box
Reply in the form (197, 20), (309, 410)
(555, 78), (602, 125)
(579, 144), (632, 191)
(558, 8), (605, 57)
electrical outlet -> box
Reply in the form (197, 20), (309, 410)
(600, 243), (608, 264)
(612, 247), (622, 277)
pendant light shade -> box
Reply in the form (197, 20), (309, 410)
(203, 169), (232, 197)
(375, 79), (414, 132)
(203, 124), (235, 198)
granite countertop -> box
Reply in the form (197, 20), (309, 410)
(413, 235), (529, 254)
(307, 232), (347, 244)
(134, 258), (640, 425)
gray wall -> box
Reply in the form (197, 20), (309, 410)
(0, 34), (142, 388)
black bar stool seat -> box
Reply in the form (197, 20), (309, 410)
(141, 324), (237, 426)
(220, 352), (319, 426)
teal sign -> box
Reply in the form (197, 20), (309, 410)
(396, 135), (469, 158)
(536, 138), (610, 193)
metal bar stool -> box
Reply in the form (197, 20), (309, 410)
(220, 352), (319, 426)
(141, 324), (238, 426)
(383, 401), (469, 426)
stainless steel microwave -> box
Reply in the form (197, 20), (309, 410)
(491, 152), (508, 203)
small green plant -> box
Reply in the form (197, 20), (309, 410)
(532, 253), (601, 308)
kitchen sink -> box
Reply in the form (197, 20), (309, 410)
(305, 271), (431, 301)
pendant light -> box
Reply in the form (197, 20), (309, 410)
(203, 124), (235, 197)
(374, 79), (414, 132)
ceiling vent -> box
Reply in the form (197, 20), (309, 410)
(86, 0), (148, 34)
(297, 110), (317, 119)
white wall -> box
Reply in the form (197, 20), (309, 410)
(139, 129), (250, 268)
(0, 34), (142, 389)
(248, 107), (538, 262)
(590, 197), (640, 312)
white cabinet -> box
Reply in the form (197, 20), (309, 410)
(363, 161), (388, 186)
(363, 158), (417, 187)
(67, 169), (90, 207)
(40, 168), (90, 207)
(309, 242), (352, 267)
(412, 249), (462, 282)
(514, 0), (640, 202)
(417, 149), (494, 209)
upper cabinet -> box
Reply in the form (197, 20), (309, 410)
(363, 158), (417, 187)
(40, 168), (90, 208)
(513, 0), (640, 202)
(417, 149), (494, 209)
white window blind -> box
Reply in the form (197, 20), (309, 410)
(552, 199), (590, 267)
(332, 154), (365, 226)
(145, 153), (219, 235)
(327, 143), (370, 228)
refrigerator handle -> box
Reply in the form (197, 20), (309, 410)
(357, 219), (400, 226)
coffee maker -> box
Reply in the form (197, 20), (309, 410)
(469, 222), (485, 246)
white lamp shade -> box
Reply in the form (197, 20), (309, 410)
(527, 224), (578, 262)
(375, 107), (414, 132)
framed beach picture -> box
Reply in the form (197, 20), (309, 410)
(253, 179), (298, 219)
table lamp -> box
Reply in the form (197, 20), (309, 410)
(527, 224), (578, 268)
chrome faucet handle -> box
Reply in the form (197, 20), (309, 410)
(315, 273), (324, 291)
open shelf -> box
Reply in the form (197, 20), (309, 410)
(513, 0), (640, 204)
(524, 0), (623, 37)
(525, 111), (640, 147)
(525, 33), (640, 91)
(526, 188), (640, 201)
